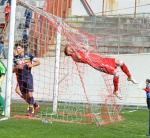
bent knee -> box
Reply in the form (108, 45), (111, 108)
(113, 69), (119, 76)
(115, 59), (124, 66)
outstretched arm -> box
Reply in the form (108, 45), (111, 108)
(70, 46), (81, 60)
(73, 50), (81, 60)
(78, 44), (95, 53)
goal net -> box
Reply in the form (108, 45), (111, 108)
(10, 0), (129, 126)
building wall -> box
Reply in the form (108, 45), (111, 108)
(71, 0), (150, 16)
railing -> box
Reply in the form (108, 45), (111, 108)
(43, 0), (72, 18)
(65, 13), (150, 54)
(80, 0), (95, 16)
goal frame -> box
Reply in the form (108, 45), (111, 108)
(5, 0), (17, 118)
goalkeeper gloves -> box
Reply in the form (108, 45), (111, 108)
(0, 75), (4, 87)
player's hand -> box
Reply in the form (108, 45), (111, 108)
(0, 75), (4, 87)
(17, 64), (24, 69)
(26, 63), (33, 68)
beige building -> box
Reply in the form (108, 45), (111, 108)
(71, 0), (150, 16)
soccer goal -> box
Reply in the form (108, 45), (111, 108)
(5, 0), (130, 126)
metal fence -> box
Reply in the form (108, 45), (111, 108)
(66, 13), (150, 54)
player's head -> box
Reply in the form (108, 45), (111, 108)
(146, 79), (150, 84)
(23, 30), (27, 34)
(6, 2), (10, 6)
(15, 41), (24, 55)
(64, 46), (73, 56)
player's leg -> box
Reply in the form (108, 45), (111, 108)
(147, 98), (150, 109)
(27, 92), (39, 117)
(115, 59), (137, 84)
(17, 82), (29, 103)
(33, 101), (39, 117)
(19, 91), (35, 114)
(98, 63), (122, 99)
(27, 91), (34, 116)
(24, 79), (33, 117)
(0, 93), (5, 115)
(27, 78), (40, 117)
(18, 81), (31, 115)
(16, 84), (23, 97)
(112, 70), (122, 99)
(16, 84), (29, 103)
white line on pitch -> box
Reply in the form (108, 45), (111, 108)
(121, 110), (137, 113)
(0, 117), (8, 121)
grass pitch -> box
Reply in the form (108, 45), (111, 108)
(0, 108), (149, 138)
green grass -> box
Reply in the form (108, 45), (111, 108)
(0, 109), (149, 138)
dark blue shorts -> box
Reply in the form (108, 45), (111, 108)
(18, 78), (34, 93)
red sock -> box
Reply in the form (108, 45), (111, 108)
(113, 76), (119, 91)
(121, 63), (131, 78)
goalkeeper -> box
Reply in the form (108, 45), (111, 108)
(0, 60), (6, 116)
(64, 45), (137, 99)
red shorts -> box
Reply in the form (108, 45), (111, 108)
(90, 57), (116, 75)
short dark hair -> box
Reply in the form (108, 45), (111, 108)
(15, 41), (24, 48)
(146, 79), (150, 83)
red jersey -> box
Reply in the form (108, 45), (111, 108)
(71, 50), (116, 74)
(4, 6), (11, 21)
(4, 6), (10, 13)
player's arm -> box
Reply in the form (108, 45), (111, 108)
(0, 61), (6, 87)
(13, 63), (24, 70)
(78, 44), (95, 52)
(32, 58), (40, 67)
(12, 66), (15, 73)
(74, 51), (81, 60)
(143, 86), (150, 92)
(80, 45), (89, 51)
(0, 38), (4, 43)
(26, 54), (40, 68)
(68, 46), (81, 60)
(72, 49), (81, 60)
(0, 61), (6, 75)
(13, 65), (20, 72)
(26, 58), (40, 68)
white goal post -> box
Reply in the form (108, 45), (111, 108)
(5, 0), (17, 118)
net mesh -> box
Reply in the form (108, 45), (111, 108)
(10, 0), (130, 125)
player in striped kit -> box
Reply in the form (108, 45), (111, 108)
(13, 42), (40, 116)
